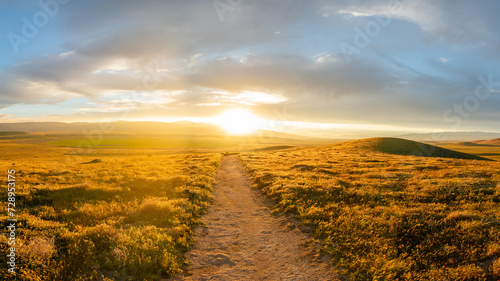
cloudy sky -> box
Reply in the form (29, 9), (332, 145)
(1, 0), (499, 137)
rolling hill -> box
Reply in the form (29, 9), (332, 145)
(400, 131), (500, 142)
(452, 138), (500, 147)
(336, 137), (491, 160)
(453, 141), (493, 147)
(0, 131), (27, 136)
(474, 138), (500, 146)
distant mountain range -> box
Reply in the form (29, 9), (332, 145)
(2, 122), (499, 143)
(0, 121), (320, 142)
(399, 131), (500, 142)
(456, 138), (500, 146)
(0, 121), (225, 135)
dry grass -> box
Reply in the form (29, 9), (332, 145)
(437, 143), (500, 161)
(2, 136), (499, 280)
(0, 142), (221, 280)
(240, 141), (500, 280)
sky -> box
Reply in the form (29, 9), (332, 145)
(0, 0), (499, 138)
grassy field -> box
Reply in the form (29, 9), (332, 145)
(436, 143), (500, 161)
(240, 139), (500, 280)
(48, 133), (332, 150)
(50, 136), (241, 148)
(2, 135), (500, 280)
(0, 142), (221, 280)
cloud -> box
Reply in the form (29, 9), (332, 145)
(3, 0), (487, 106)
(439, 57), (451, 64)
(0, 43), (394, 104)
(186, 53), (393, 97)
(0, 45), (490, 130)
(61, 0), (309, 56)
(1, 0), (499, 133)
(319, 0), (500, 47)
(0, 0), (312, 105)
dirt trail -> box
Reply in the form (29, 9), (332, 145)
(172, 155), (340, 281)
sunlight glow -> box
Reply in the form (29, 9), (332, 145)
(213, 109), (265, 135)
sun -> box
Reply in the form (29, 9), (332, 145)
(213, 109), (265, 135)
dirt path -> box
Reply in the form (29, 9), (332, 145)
(172, 155), (341, 281)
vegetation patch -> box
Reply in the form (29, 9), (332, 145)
(338, 137), (491, 161)
(240, 144), (500, 280)
(0, 143), (221, 280)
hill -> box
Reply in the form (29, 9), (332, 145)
(240, 139), (500, 280)
(399, 131), (500, 142)
(251, 145), (295, 151)
(0, 131), (27, 136)
(0, 131), (36, 140)
(336, 137), (491, 160)
(474, 138), (500, 146)
(454, 141), (492, 147)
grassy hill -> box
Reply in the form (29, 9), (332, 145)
(454, 141), (492, 147)
(0, 131), (27, 136)
(336, 137), (491, 161)
(475, 138), (500, 146)
(240, 141), (500, 280)
(0, 131), (38, 140)
(400, 131), (500, 142)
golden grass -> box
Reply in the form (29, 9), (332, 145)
(0, 142), (221, 280)
(2, 136), (499, 280)
(338, 137), (490, 160)
(437, 143), (500, 161)
(240, 143), (500, 280)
